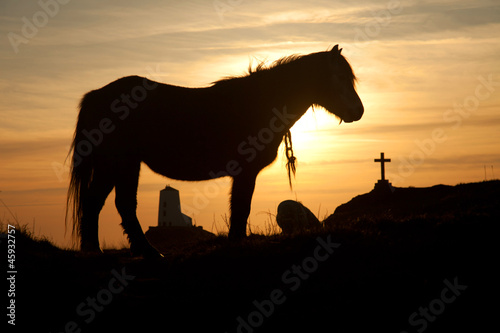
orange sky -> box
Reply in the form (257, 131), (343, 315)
(1, 0), (499, 248)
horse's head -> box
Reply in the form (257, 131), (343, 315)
(316, 45), (363, 123)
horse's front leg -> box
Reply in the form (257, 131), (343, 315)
(228, 173), (257, 239)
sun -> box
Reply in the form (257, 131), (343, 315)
(290, 106), (334, 143)
(284, 105), (345, 165)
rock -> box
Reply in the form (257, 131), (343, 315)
(324, 180), (500, 227)
(276, 200), (321, 234)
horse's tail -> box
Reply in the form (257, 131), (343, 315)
(65, 93), (95, 244)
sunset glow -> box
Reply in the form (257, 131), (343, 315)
(1, 0), (499, 248)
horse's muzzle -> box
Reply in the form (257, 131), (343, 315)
(343, 105), (364, 123)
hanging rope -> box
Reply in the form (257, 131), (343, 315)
(284, 130), (297, 189)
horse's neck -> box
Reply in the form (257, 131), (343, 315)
(253, 62), (318, 125)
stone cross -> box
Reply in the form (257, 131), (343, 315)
(374, 152), (391, 181)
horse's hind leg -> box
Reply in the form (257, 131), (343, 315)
(80, 159), (114, 253)
(114, 158), (162, 258)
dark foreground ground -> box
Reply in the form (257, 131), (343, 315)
(5, 181), (499, 333)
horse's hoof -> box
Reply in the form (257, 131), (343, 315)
(77, 249), (104, 258)
(143, 247), (164, 260)
(80, 243), (103, 255)
(227, 231), (247, 241)
(130, 243), (164, 259)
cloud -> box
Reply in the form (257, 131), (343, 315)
(0, 136), (68, 159)
(423, 153), (500, 166)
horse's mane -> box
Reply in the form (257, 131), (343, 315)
(212, 54), (305, 86)
(212, 51), (357, 87)
(249, 54), (304, 74)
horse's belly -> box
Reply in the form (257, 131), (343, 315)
(143, 160), (212, 181)
(141, 139), (237, 181)
(136, 106), (270, 180)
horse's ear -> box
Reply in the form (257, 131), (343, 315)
(329, 44), (342, 69)
(330, 44), (342, 55)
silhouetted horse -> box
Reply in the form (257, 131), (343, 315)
(66, 45), (363, 258)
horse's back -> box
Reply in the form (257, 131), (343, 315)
(76, 74), (279, 181)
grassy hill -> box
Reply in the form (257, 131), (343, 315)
(5, 181), (498, 332)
